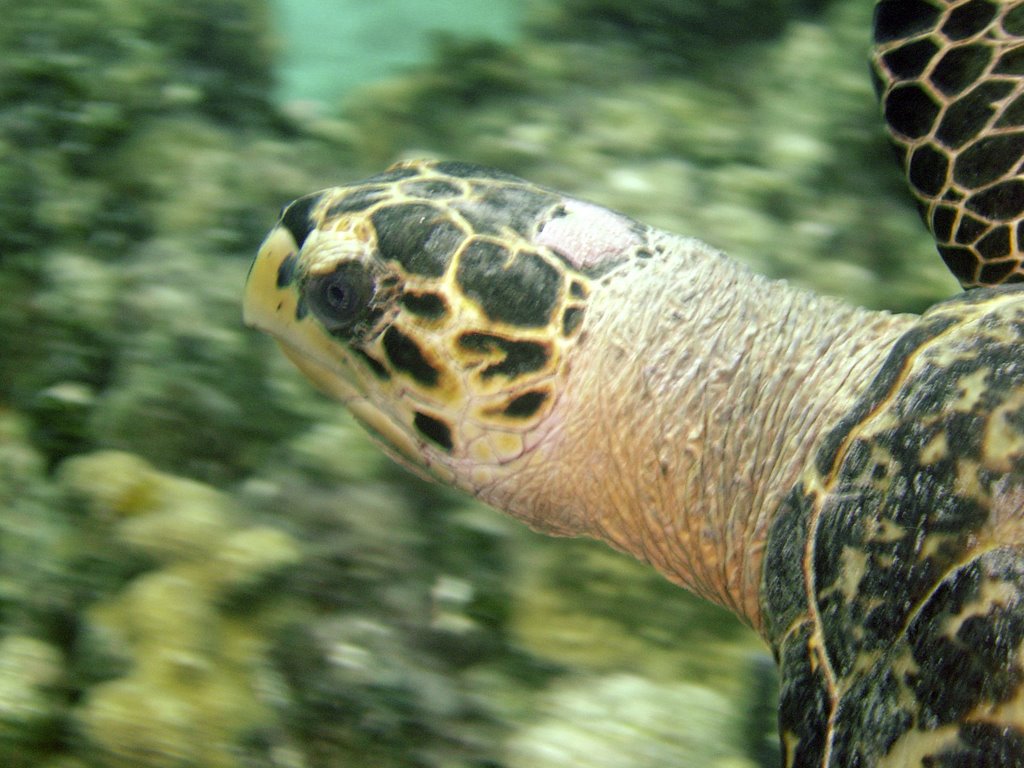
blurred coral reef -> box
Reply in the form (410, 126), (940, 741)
(0, 0), (953, 766)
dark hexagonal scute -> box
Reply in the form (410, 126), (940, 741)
(942, 0), (1000, 40)
(372, 203), (467, 278)
(873, 0), (1024, 288)
(874, 0), (943, 43)
(937, 81), (1016, 149)
(881, 38), (940, 81)
(455, 182), (561, 239)
(456, 242), (562, 327)
(930, 43), (993, 97)
(884, 82), (942, 139)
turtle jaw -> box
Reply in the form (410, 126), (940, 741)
(244, 166), (605, 500)
(245, 224), (452, 481)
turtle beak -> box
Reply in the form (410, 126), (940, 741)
(244, 224), (363, 404)
(243, 225), (300, 334)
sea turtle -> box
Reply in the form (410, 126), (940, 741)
(243, 1), (1024, 765)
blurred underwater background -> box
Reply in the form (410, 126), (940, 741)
(0, 0), (959, 766)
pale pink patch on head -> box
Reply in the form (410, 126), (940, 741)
(535, 199), (643, 271)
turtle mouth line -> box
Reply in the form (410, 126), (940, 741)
(274, 337), (362, 404)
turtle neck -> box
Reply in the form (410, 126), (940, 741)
(481, 232), (918, 632)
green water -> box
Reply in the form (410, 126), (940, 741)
(271, 0), (523, 106)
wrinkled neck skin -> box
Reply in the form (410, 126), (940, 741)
(481, 233), (916, 634)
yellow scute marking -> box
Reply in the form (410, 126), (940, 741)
(952, 367), (989, 411)
(984, 395), (1024, 470)
(941, 576), (1019, 639)
(877, 725), (959, 768)
(492, 432), (526, 463)
(919, 431), (948, 464)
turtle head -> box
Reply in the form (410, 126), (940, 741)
(244, 160), (641, 495)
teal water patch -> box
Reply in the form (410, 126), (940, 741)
(271, 0), (523, 107)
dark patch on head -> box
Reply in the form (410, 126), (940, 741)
(354, 349), (390, 380)
(361, 164), (423, 184)
(562, 306), (584, 336)
(431, 161), (525, 182)
(400, 291), (448, 320)
(295, 296), (308, 321)
(325, 186), (390, 216)
(400, 179), (462, 199)
(277, 253), (298, 288)
(372, 203), (466, 278)
(457, 241), (561, 327)
(413, 411), (453, 451)
(457, 332), (550, 380)
(382, 326), (439, 387)
(280, 193), (323, 250)
(502, 390), (548, 419)
(455, 183), (561, 238)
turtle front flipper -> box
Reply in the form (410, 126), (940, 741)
(764, 288), (1024, 766)
(872, 0), (1024, 287)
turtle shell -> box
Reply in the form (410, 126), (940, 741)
(762, 285), (1024, 766)
(872, 0), (1024, 287)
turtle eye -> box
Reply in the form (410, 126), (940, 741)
(304, 262), (375, 336)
